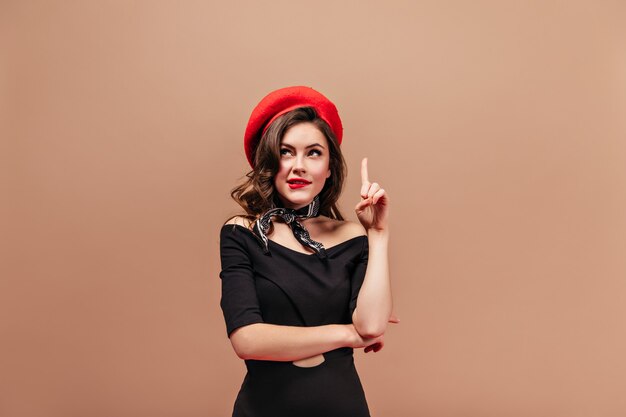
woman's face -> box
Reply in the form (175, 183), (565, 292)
(273, 122), (331, 210)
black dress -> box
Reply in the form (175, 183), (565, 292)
(219, 223), (371, 417)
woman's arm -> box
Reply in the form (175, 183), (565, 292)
(351, 157), (394, 339)
(351, 229), (393, 338)
(230, 323), (364, 361)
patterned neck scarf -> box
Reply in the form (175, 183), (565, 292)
(251, 194), (327, 259)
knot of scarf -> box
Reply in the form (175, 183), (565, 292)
(251, 194), (327, 259)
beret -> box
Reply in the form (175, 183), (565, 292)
(243, 86), (343, 168)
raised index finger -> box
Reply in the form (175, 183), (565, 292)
(361, 157), (369, 184)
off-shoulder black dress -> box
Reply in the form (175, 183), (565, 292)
(219, 223), (371, 417)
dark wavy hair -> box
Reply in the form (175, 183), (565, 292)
(223, 106), (347, 233)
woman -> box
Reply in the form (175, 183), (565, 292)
(219, 86), (397, 417)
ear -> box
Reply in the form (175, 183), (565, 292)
(326, 169), (331, 179)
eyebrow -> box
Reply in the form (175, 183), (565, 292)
(281, 143), (326, 149)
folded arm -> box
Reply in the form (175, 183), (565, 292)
(229, 323), (354, 361)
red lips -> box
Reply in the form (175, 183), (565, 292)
(287, 177), (311, 184)
(287, 177), (311, 189)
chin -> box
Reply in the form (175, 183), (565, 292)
(277, 189), (319, 207)
(284, 196), (311, 206)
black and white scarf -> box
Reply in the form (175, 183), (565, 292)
(251, 194), (327, 259)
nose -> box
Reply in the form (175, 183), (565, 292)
(292, 153), (306, 173)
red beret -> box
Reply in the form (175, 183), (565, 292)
(243, 86), (343, 168)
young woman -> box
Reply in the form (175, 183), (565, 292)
(219, 86), (397, 417)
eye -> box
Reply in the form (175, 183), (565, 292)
(280, 148), (322, 156)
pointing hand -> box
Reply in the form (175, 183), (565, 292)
(355, 157), (389, 232)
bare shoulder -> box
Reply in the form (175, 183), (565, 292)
(224, 215), (254, 229)
(329, 219), (367, 240)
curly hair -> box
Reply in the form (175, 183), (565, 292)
(223, 106), (347, 234)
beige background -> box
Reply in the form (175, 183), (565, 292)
(2, 1), (625, 416)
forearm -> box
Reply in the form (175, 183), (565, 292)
(231, 323), (352, 361)
(353, 229), (393, 337)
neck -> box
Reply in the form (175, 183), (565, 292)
(275, 198), (314, 211)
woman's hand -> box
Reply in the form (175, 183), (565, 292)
(346, 312), (399, 353)
(346, 313), (400, 353)
(363, 314), (400, 353)
(347, 324), (385, 352)
(355, 157), (389, 232)
(363, 336), (384, 353)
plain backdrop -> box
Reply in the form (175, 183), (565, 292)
(1, 1), (625, 416)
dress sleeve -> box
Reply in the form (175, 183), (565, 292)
(219, 225), (265, 338)
(349, 238), (369, 318)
